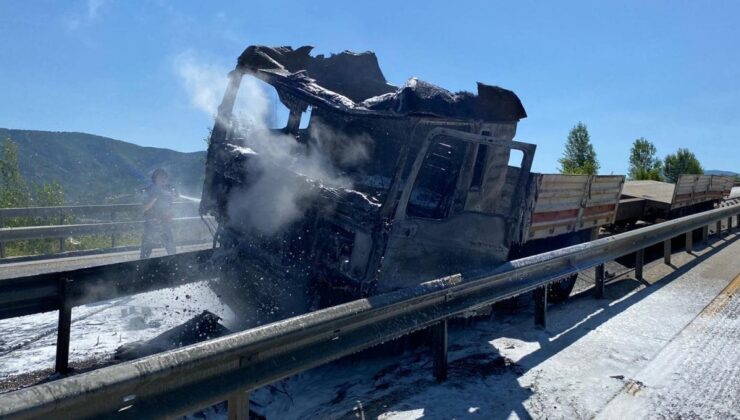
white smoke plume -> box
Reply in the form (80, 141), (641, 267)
(225, 130), (353, 235)
(176, 53), (371, 235)
(175, 52), (228, 117)
(309, 121), (373, 167)
(176, 51), (274, 127)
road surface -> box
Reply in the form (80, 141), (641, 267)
(0, 243), (212, 280)
(0, 233), (737, 419)
(239, 231), (740, 419)
(598, 272), (739, 419)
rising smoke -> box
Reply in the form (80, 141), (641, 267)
(176, 53), (371, 235)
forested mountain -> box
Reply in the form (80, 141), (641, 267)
(0, 128), (206, 204)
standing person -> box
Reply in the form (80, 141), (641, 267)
(140, 168), (178, 259)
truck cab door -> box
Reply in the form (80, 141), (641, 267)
(378, 127), (534, 291)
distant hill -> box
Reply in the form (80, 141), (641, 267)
(1, 128), (206, 204)
(705, 169), (738, 177)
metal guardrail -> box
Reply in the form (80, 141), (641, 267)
(0, 249), (216, 320)
(0, 248), (216, 375)
(0, 202), (196, 219)
(0, 204), (738, 419)
(0, 216), (208, 242)
(0, 202), (210, 259)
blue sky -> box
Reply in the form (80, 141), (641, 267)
(1, 1), (738, 174)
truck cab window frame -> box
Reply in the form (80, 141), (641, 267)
(406, 138), (468, 220)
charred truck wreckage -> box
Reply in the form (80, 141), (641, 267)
(198, 45), (626, 330)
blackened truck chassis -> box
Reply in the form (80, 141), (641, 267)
(200, 45), (625, 328)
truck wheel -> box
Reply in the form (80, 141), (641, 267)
(547, 274), (577, 303)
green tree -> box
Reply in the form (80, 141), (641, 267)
(663, 148), (703, 183)
(0, 137), (65, 208)
(1, 137), (67, 256)
(0, 137), (30, 208)
(558, 122), (600, 175)
(628, 137), (662, 181)
(34, 181), (64, 207)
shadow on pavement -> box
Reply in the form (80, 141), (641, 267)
(305, 235), (739, 420)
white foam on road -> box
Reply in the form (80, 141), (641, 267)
(597, 277), (740, 419)
(231, 236), (740, 419)
(2, 237), (738, 418)
(0, 281), (231, 379)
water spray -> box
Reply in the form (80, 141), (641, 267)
(178, 194), (202, 203)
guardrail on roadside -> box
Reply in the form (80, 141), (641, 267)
(0, 202), (211, 259)
(0, 204), (738, 419)
(0, 248), (216, 372)
(0, 217), (209, 242)
(0, 202), (197, 220)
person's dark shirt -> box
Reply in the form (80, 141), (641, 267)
(141, 184), (178, 221)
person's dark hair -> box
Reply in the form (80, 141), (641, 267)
(151, 168), (169, 182)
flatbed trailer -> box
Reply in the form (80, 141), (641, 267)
(616, 175), (735, 224)
(520, 174), (624, 241)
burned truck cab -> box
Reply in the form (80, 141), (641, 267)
(201, 46), (531, 327)
(378, 126), (535, 291)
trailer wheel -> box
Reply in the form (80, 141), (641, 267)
(547, 274), (577, 303)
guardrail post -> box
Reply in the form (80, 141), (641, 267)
(55, 278), (73, 374)
(685, 230), (693, 253)
(534, 286), (547, 328)
(0, 216), (4, 258)
(716, 220), (722, 237)
(702, 226), (709, 246)
(635, 248), (644, 280)
(663, 239), (671, 265)
(110, 211), (117, 248)
(728, 217), (733, 234)
(431, 320), (448, 382)
(0, 214), (3, 258)
(227, 390), (250, 420)
(59, 210), (65, 253)
(594, 264), (605, 299)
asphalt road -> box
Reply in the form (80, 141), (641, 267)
(1, 230), (738, 419)
(0, 243), (212, 280)
(599, 273), (740, 419)
(237, 231), (740, 419)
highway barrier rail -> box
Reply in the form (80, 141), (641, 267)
(0, 204), (738, 419)
(0, 202), (213, 259)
